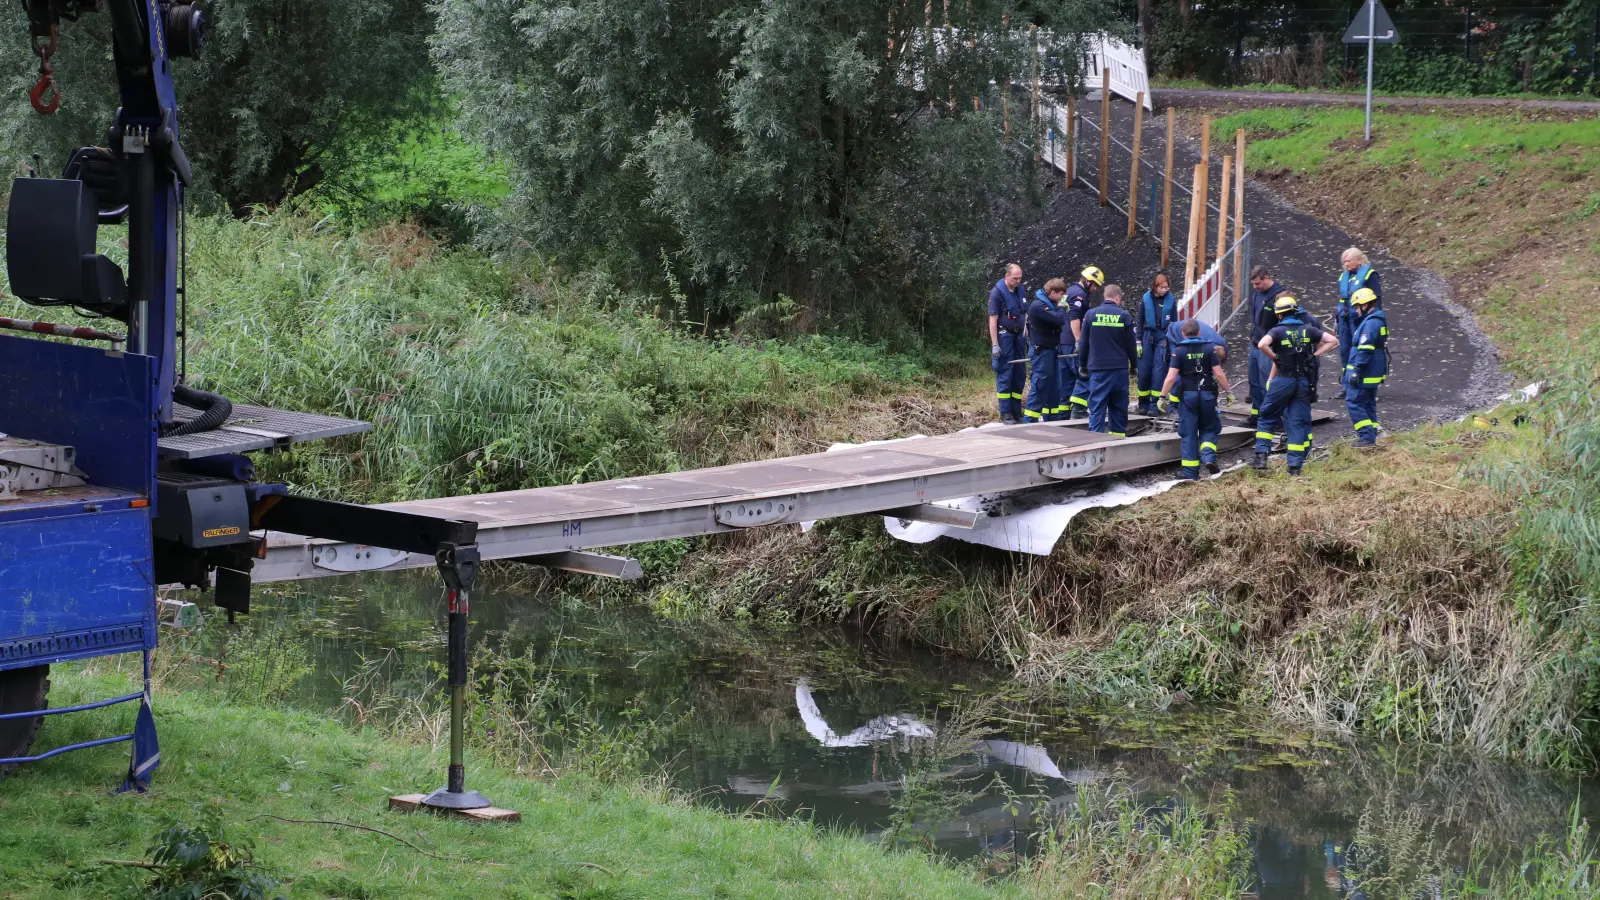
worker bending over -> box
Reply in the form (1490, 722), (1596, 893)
(1343, 287), (1388, 448)
(1159, 319), (1234, 479)
(1253, 295), (1337, 475)
(1135, 273), (1178, 416)
(1078, 283), (1138, 437)
(1061, 266), (1103, 419)
(1023, 278), (1070, 422)
(1336, 247), (1381, 399)
(987, 263), (1028, 425)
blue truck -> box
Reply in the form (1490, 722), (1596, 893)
(1, 0), (493, 809)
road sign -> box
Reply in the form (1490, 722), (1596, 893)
(1345, 0), (1401, 142)
(1343, 0), (1399, 45)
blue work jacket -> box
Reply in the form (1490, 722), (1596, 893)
(1027, 290), (1069, 348)
(1082, 302), (1138, 370)
(1346, 307), (1389, 385)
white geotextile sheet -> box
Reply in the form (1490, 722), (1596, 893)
(800, 424), (1236, 556)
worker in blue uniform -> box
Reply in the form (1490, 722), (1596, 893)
(1077, 283), (1138, 436)
(987, 263), (1028, 424)
(1135, 272), (1178, 415)
(1060, 266), (1103, 419)
(1023, 278), (1070, 422)
(1159, 318), (1235, 479)
(1343, 287), (1388, 448)
(1252, 295), (1337, 475)
(1163, 317), (1227, 365)
(1336, 247), (1381, 399)
(1245, 264), (1286, 428)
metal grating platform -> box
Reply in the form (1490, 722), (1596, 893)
(254, 418), (1261, 584)
(158, 402), (371, 459)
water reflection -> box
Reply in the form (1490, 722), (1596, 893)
(216, 574), (1594, 897)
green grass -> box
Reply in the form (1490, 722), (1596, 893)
(1216, 107), (1600, 177)
(154, 211), (956, 502)
(0, 666), (1017, 900)
(1211, 106), (1600, 374)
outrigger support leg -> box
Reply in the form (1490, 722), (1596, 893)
(421, 540), (491, 811)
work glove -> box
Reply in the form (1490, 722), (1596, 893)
(1222, 389), (1236, 407)
(990, 345), (1003, 372)
(1156, 398), (1170, 415)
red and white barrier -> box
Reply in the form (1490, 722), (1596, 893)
(0, 316), (125, 346)
(1178, 259), (1224, 330)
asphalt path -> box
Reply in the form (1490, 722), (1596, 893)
(999, 95), (1507, 441)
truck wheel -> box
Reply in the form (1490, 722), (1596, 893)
(0, 665), (50, 773)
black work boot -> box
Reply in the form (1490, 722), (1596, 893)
(1205, 461), (1220, 475)
(1242, 415), (1258, 429)
(1287, 466), (1303, 477)
(1251, 452), (1268, 470)
(1334, 388), (1346, 400)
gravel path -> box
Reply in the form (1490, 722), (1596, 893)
(999, 94), (1508, 441)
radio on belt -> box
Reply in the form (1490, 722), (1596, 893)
(154, 473), (251, 548)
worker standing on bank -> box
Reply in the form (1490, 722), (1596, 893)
(1159, 318), (1234, 479)
(1078, 283), (1138, 437)
(1253, 295), (1337, 475)
(1135, 273), (1178, 416)
(987, 263), (1028, 424)
(1245, 265), (1287, 427)
(1023, 278), (1070, 423)
(1336, 248), (1381, 399)
(1343, 287), (1388, 448)
(1060, 266), (1104, 419)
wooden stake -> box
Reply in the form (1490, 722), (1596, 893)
(1099, 67), (1110, 207)
(1126, 91), (1144, 238)
(1002, 14), (1010, 141)
(1233, 127), (1246, 309)
(1197, 115), (1211, 270)
(1216, 155), (1231, 264)
(1185, 164), (1202, 294)
(1160, 107), (1174, 268)
(1067, 95), (1076, 185)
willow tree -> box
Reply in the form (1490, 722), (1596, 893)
(433, 0), (1122, 338)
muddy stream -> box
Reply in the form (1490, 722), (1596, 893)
(208, 574), (1596, 898)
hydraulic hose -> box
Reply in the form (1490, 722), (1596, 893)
(162, 383), (232, 437)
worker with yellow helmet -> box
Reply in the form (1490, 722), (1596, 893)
(1253, 294), (1338, 475)
(1057, 265), (1103, 418)
(1343, 287), (1387, 448)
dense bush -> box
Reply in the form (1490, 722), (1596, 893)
(432, 0), (1122, 344)
(0, 0), (438, 213)
(1145, 0), (1600, 96)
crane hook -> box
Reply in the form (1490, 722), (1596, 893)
(29, 28), (60, 115)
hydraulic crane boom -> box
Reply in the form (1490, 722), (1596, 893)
(2, 1), (496, 810)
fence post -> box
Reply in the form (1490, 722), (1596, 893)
(1099, 67), (1110, 207)
(1233, 128), (1246, 309)
(1197, 115), (1212, 272)
(1185, 164), (1202, 293)
(1031, 24), (1040, 161)
(1067, 95), (1076, 185)
(1161, 106), (1174, 268)
(1126, 91), (1144, 238)
(1216, 155), (1231, 267)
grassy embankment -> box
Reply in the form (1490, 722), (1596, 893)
(0, 652), (1265, 898)
(616, 107), (1600, 770)
(172, 211), (992, 503)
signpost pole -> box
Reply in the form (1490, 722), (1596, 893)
(1365, 0), (1376, 142)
